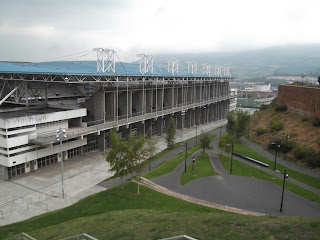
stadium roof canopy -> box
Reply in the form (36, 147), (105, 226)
(0, 61), (229, 78)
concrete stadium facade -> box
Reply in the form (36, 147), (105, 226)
(0, 63), (233, 180)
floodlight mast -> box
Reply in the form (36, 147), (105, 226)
(188, 61), (198, 75)
(168, 58), (179, 75)
(137, 54), (154, 75)
(203, 64), (211, 75)
(93, 48), (115, 73)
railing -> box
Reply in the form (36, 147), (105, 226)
(4, 232), (36, 240)
(159, 235), (198, 240)
(61, 233), (98, 240)
(30, 95), (232, 145)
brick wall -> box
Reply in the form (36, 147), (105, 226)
(278, 85), (320, 119)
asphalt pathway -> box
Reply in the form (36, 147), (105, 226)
(100, 125), (320, 217)
(152, 129), (320, 217)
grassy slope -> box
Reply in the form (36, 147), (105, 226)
(233, 143), (320, 189)
(143, 135), (216, 179)
(218, 154), (320, 204)
(1, 183), (320, 240)
(180, 153), (217, 185)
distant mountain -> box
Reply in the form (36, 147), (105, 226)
(154, 44), (320, 78)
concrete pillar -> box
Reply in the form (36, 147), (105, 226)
(156, 117), (163, 136)
(146, 89), (152, 113)
(98, 131), (105, 151)
(137, 122), (145, 137)
(195, 107), (201, 125)
(185, 110), (192, 128)
(0, 165), (8, 180)
(190, 108), (195, 126)
(145, 119), (152, 137)
(164, 88), (172, 109)
(157, 89), (162, 111)
(163, 115), (171, 132)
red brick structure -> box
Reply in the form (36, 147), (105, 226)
(278, 84), (320, 119)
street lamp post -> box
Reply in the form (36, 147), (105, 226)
(56, 128), (67, 199)
(271, 142), (280, 171)
(230, 143), (234, 174)
(192, 155), (195, 170)
(282, 134), (290, 160)
(185, 142), (187, 173)
(280, 170), (289, 212)
(181, 110), (186, 142)
(195, 126), (198, 144)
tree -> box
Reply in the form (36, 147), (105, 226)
(226, 110), (250, 139)
(166, 117), (176, 149)
(127, 134), (148, 194)
(145, 136), (158, 170)
(199, 130), (213, 153)
(104, 129), (131, 189)
(104, 129), (148, 192)
(218, 134), (236, 153)
(318, 76), (320, 85)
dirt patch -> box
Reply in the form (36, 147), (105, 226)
(250, 108), (320, 159)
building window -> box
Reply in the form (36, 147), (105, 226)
(8, 163), (25, 178)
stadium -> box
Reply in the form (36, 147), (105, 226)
(0, 49), (233, 179)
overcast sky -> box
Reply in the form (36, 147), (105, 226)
(0, 0), (319, 61)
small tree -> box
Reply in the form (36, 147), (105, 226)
(166, 117), (176, 149)
(218, 134), (237, 153)
(127, 134), (148, 194)
(199, 130), (213, 153)
(146, 136), (158, 169)
(226, 110), (250, 139)
(104, 129), (131, 189)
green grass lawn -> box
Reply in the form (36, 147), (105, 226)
(218, 154), (320, 205)
(180, 153), (217, 185)
(233, 142), (320, 190)
(1, 182), (319, 240)
(106, 136), (197, 180)
(143, 135), (216, 179)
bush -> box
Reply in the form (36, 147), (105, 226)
(312, 117), (320, 127)
(275, 104), (287, 112)
(255, 128), (267, 136)
(270, 119), (283, 131)
(260, 104), (268, 111)
(305, 151), (320, 169)
(293, 144), (314, 160)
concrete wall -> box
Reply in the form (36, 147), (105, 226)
(278, 85), (320, 119)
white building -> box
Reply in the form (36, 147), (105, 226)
(0, 107), (95, 179)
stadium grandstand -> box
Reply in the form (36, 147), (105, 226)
(0, 48), (234, 179)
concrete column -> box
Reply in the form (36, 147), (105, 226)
(190, 108), (195, 126)
(163, 115), (171, 132)
(146, 89), (152, 113)
(195, 107), (201, 125)
(98, 131), (105, 151)
(156, 117), (163, 136)
(137, 122), (145, 137)
(185, 110), (192, 128)
(145, 119), (152, 137)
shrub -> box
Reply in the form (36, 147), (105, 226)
(267, 138), (295, 154)
(270, 119), (283, 131)
(267, 138), (281, 150)
(255, 128), (266, 136)
(260, 104), (268, 111)
(293, 144), (314, 160)
(305, 151), (320, 169)
(275, 104), (287, 112)
(312, 117), (320, 127)
(301, 117), (309, 122)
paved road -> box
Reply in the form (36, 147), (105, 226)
(152, 131), (320, 217)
